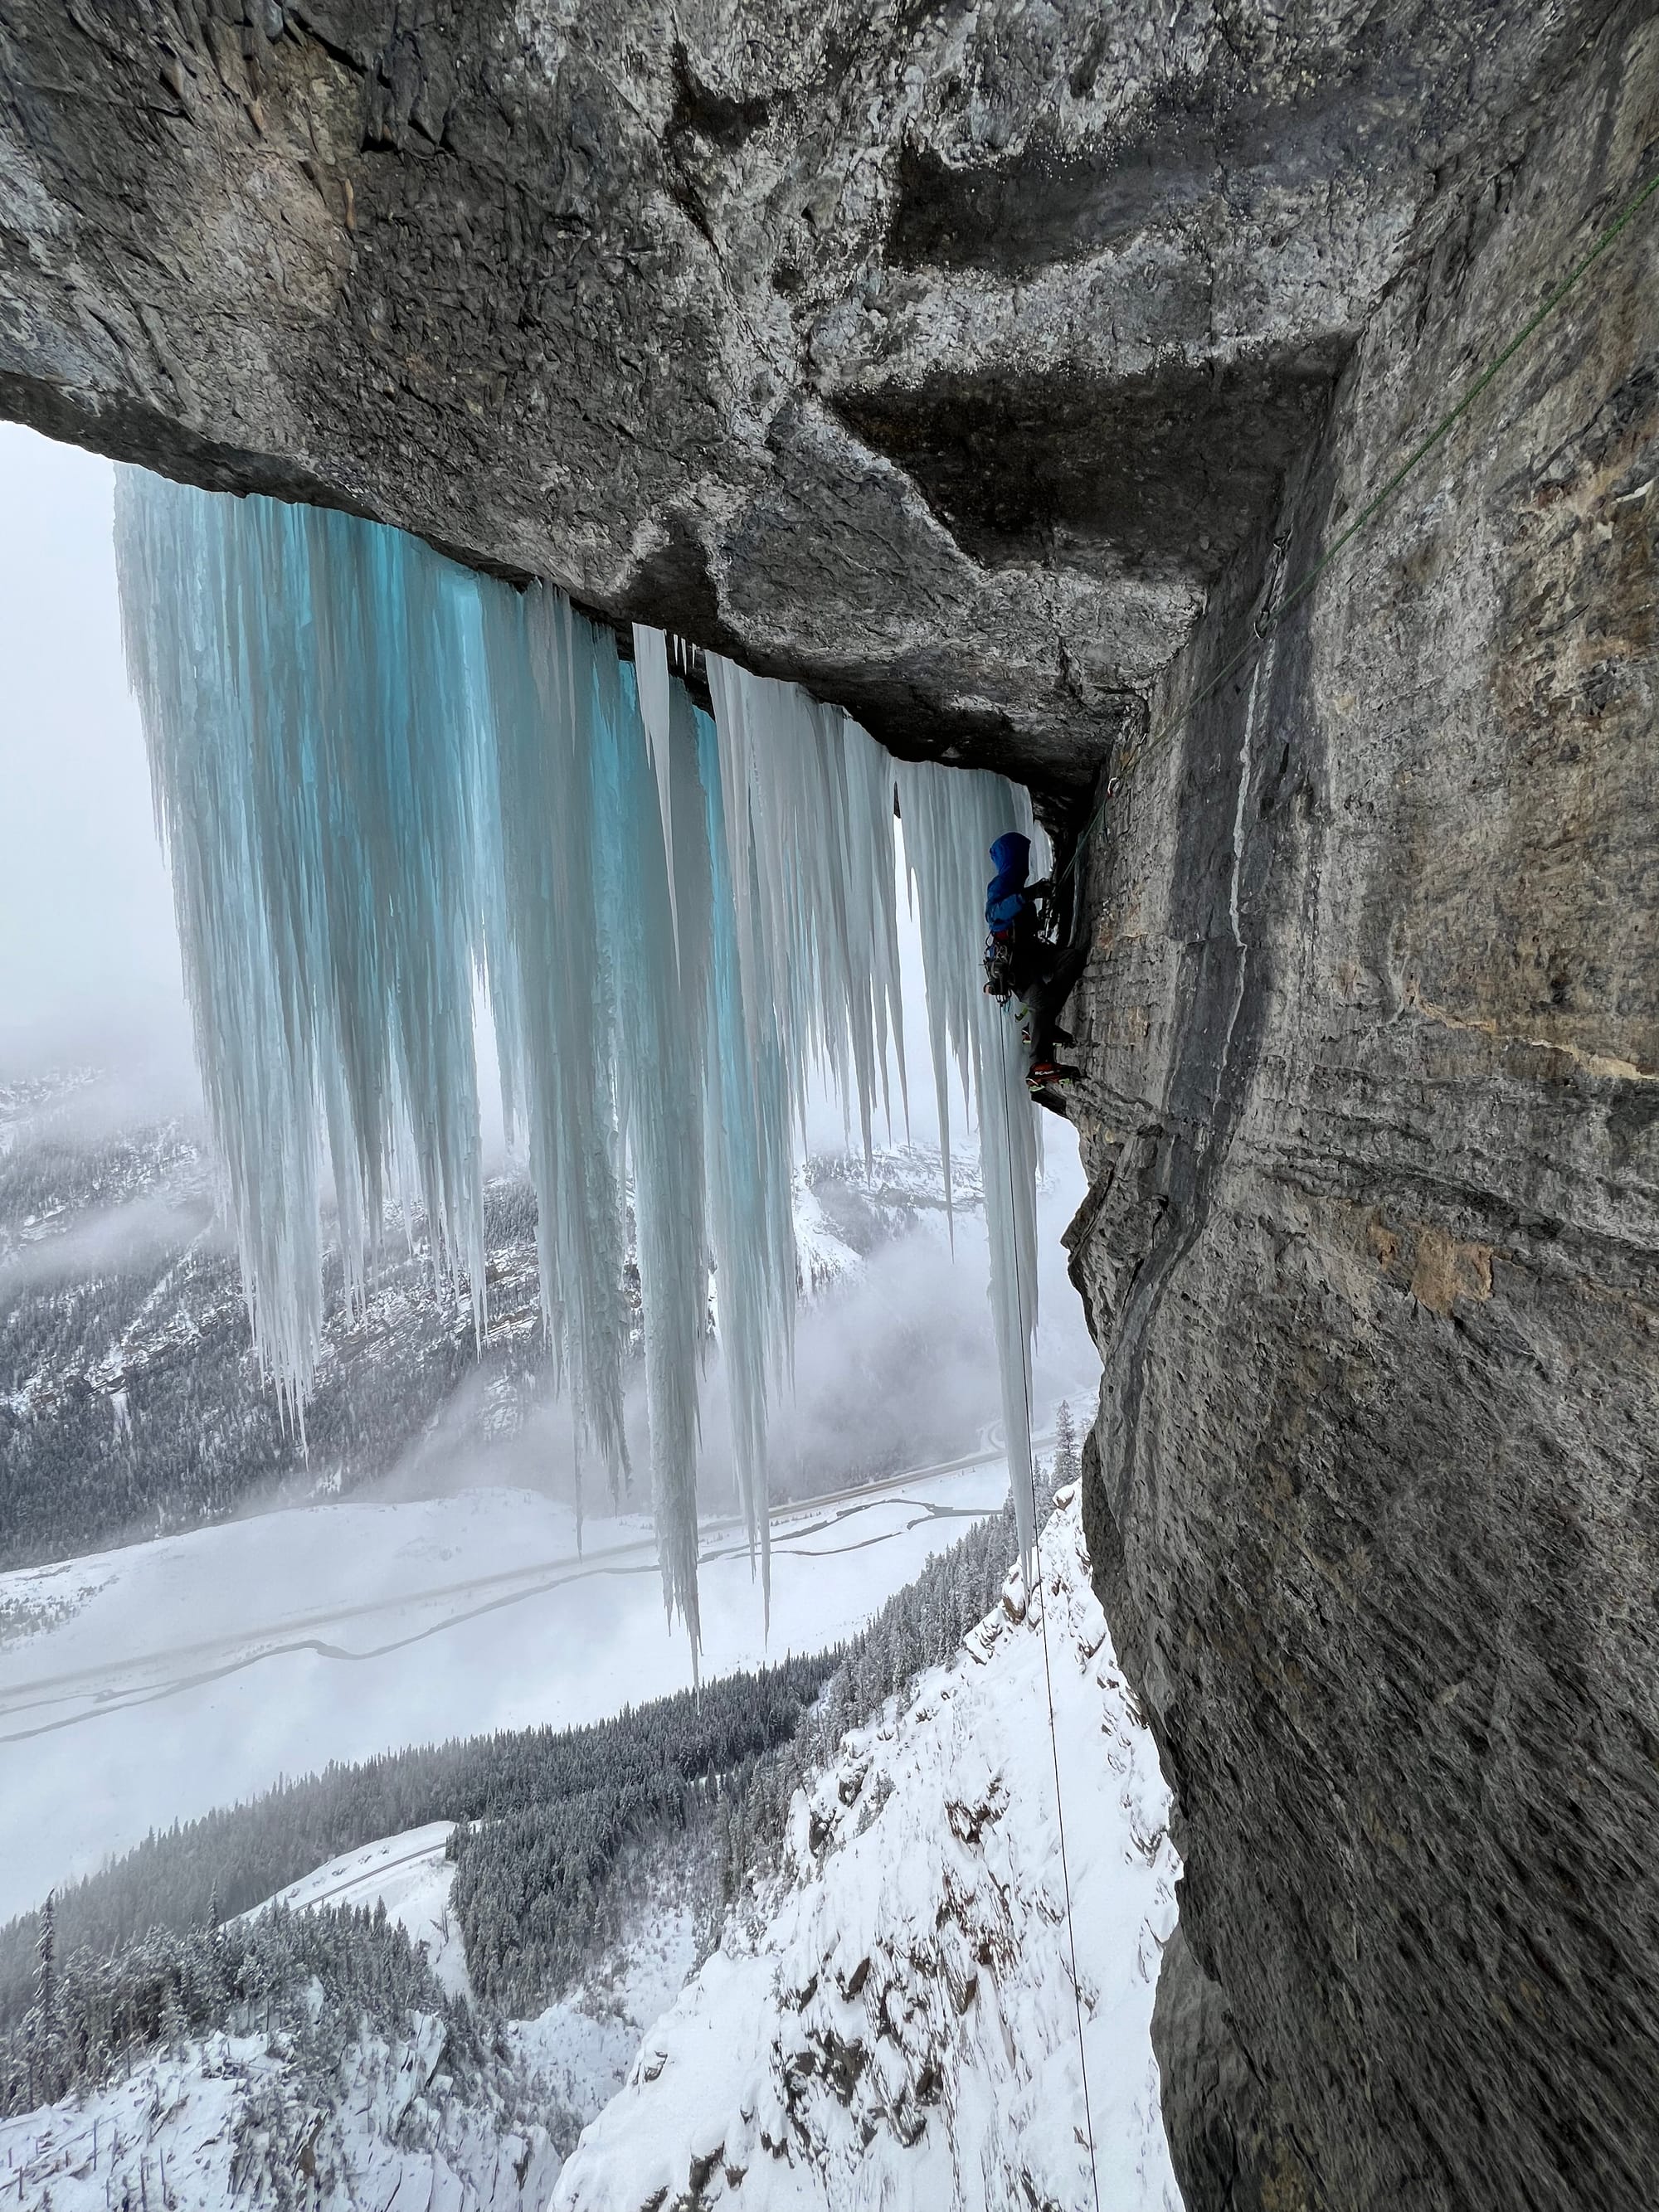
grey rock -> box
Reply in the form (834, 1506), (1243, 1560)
(1151, 1924), (1316, 2212)
(1070, 7), (1659, 2203)
(0, 0), (1614, 786)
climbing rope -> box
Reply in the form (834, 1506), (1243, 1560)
(996, 1009), (1104, 2212)
(1058, 159), (1659, 888)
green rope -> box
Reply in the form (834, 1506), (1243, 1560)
(1058, 160), (1659, 884)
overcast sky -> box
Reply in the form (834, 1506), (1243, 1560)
(0, 423), (197, 1097)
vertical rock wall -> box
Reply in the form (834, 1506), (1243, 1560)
(1069, 10), (1659, 2207)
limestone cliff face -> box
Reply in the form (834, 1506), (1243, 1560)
(1068, 12), (1659, 2204)
(2, 4), (1655, 2207)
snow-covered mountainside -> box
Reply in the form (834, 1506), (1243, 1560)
(237, 1821), (714, 2187)
(3, 1774), (746, 2210)
(557, 1486), (1180, 2212)
(248, 1822), (472, 1998)
(0, 1485), (1172, 2210)
(1, 1068), (995, 1570)
(2, 2015), (565, 2212)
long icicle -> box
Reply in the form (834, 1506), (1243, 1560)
(118, 472), (1043, 1636)
(893, 754), (1044, 1568)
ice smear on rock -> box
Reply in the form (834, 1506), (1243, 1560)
(116, 477), (1044, 1640)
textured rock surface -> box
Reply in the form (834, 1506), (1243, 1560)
(1070, 7), (1659, 2203)
(2, 3), (1657, 2208)
(0, 0), (1613, 785)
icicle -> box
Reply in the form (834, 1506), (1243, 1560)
(893, 756), (1044, 1570)
(115, 478), (489, 1410)
(630, 624), (679, 960)
(698, 664), (913, 1603)
(479, 585), (633, 1512)
(598, 657), (707, 1641)
(703, 660), (907, 1159)
(694, 700), (791, 1618)
(116, 469), (1041, 1641)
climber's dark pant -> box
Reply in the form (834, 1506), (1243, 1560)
(1017, 940), (1089, 1065)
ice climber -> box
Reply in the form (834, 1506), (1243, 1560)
(984, 831), (1087, 1104)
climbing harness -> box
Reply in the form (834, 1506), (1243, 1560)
(983, 932), (1019, 1002)
(995, 1004), (1104, 2212)
(1057, 160), (1659, 891)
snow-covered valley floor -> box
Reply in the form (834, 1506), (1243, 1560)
(0, 1461), (1011, 1920)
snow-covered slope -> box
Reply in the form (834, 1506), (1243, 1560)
(2, 1490), (1175, 2211)
(555, 1486), (1181, 2211)
(250, 1822), (471, 1997)
(509, 1833), (721, 2138)
(230, 1823), (707, 2180)
(0, 2018), (563, 2211)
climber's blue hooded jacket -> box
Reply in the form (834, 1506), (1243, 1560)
(985, 833), (1033, 937)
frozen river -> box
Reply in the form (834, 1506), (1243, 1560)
(0, 1454), (1016, 1919)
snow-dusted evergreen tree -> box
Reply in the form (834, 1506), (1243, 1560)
(1051, 1399), (1080, 1496)
(22, 1894), (55, 2108)
(31, 1893), (53, 2024)
(0, 1903), (494, 2123)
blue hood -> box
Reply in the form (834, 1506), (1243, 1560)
(985, 832), (1034, 935)
(988, 833), (1030, 881)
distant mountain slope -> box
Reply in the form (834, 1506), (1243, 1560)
(556, 1486), (1181, 2212)
(0, 1075), (547, 1568)
(0, 1072), (993, 1568)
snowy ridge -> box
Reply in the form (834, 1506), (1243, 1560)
(0, 1485), (1170, 2210)
(555, 1487), (1182, 2212)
